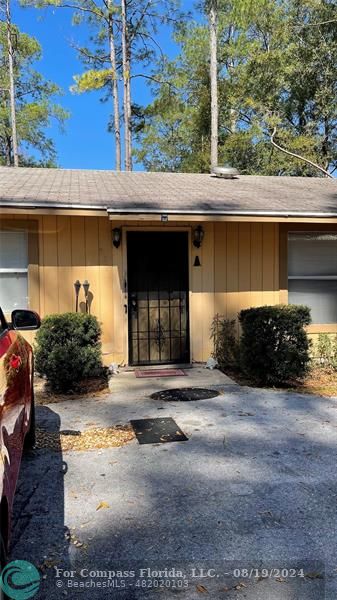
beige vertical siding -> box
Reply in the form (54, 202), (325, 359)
(1, 215), (281, 364)
(1, 214), (116, 362)
(213, 222), (280, 330)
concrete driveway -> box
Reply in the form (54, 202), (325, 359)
(10, 367), (337, 599)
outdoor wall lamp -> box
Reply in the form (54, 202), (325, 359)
(74, 280), (81, 312)
(193, 225), (204, 248)
(83, 280), (90, 314)
(74, 280), (90, 313)
(83, 280), (90, 298)
(112, 227), (122, 248)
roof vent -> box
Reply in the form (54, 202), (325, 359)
(211, 165), (239, 179)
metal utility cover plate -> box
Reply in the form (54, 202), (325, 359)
(130, 418), (188, 444)
(151, 387), (220, 402)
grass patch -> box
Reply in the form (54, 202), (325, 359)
(223, 366), (337, 398)
(292, 367), (337, 398)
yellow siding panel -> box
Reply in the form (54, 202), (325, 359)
(226, 223), (239, 321)
(201, 222), (215, 359)
(70, 217), (86, 313)
(274, 224), (280, 304)
(112, 243), (125, 363)
(57, 216), (73, 313)
(250, 223), (263, 307)
(262, 223), (276, 306)
(238, 222), (251, 314)
(85, 217), (100, 320)
(214, 222), (227, 316)
(98, 218), (114, 359)
(42, 216), (59, 315)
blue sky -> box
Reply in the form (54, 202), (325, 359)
(13, 1), (195, 170)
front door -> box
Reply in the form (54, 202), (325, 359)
(127, 232), (190, 365)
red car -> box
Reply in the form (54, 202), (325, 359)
(0, 308), (40, 577)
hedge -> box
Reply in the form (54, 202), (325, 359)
(239, 304), (311, 386)
(35, 313), (104, 393)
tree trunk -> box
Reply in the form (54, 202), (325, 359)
(209, 0), (218, 170)
(6, 0), (18, 167)
(5, 134), (12, 166)
(107, 2), (121, 171)
(126, 42), (132, 170)
(121, 0), (132, 170)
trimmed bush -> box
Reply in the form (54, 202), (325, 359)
(210, 314), (240, 370)
(316, 333), (337, 369)
(35, 313), (104, 393)
(239, 305), (311, 386)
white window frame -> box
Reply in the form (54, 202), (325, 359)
(288, 231), (337, 325)
(0, 230), (29, 313)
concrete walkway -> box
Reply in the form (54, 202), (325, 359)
(11, 367), (337, 599)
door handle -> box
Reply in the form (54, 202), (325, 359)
(130, 294), (138, 313)
(124, 304), (128, 314)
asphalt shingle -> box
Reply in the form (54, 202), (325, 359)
(0, 167), (336, 215)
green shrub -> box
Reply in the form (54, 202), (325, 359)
(239, 305), (312, 386)
(35, 313), (105, 393)
(210, 314), (240, 370)
(316, 333), (337, 369)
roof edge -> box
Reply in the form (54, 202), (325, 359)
(107, 208), (337, 218)
(0, 201), (107, 211)
(2, 202), (337, 219)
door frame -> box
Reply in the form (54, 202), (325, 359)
(122, 226), (192, 366)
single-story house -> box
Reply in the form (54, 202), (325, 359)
(0, 167), (337, 366)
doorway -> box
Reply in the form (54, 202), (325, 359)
(127, 231), (190, 365)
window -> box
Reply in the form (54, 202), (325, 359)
(288, 232), (337, 324)
(0, 230), (28, 314)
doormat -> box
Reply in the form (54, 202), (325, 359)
(135, 369), (186, 378)
(151, 387), (220, 402)
(130, 418), (188, 444)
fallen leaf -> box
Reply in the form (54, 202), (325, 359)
(196, 584), (208, 593)
(96, 501), (110, 511)
(234, 582), (247, 590)
(305, 572), (323, 579)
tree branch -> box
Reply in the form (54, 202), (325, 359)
(135, 30), (165, 60)
(56, 3), (108, 21)
(131, 73), (177, 89)
(293, 19), (337, 28)
(270, 127), (333, 178)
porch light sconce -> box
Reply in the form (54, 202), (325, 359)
(74, 280), (81, 312)
(193, 225), (204, 248)
(83, 280), (90, 298)
(112, 227), (122, 248)
(83, 280), (90, 314)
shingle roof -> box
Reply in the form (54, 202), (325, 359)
(0, 167), (336, 216)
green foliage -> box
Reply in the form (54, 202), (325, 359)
(239, 305), (312, 386)
(210, 314), (239, 370)
(35, 313), (105, 393)
(23, 0), (181, 168)
(71, 69), (113, 93)
(135, 0), (337, 174)
(316, 333), (337, 369)
(0, 23), (69, 166)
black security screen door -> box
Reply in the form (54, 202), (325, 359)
(127, 232), (190, 365)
